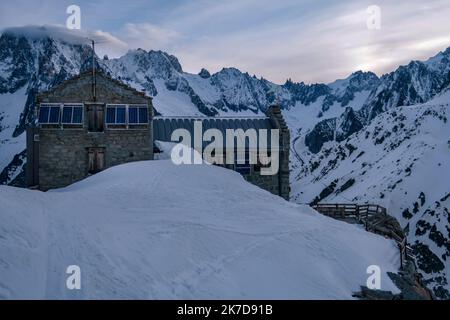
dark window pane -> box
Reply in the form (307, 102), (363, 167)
(106, 107), (116, 124)
(116, 107), (126, 124)
(129, 107), (138, 124)
(235, 164), (251, 175)
(62, 106), (73, 123)
(72, 107), (83, 123)
(38, 106), (50, 123)
(139, 107), (148, 123)
(49, 106), (60, 123)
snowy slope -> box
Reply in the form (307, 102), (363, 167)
(290, 89), (450, 298)
(0, 160), (400, 299)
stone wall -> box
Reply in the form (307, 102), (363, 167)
(38, 71), (151, 105)
(38, 129), (152, 190)
(31, 72), (289, 196)
(266, 105), (291, 200)
(231, 106), (291, 200)
(244, 171), (280, 196)
(34, 71), (153, 190)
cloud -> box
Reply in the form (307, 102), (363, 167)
(2, 24), (125, 47)
(1, 24), (128, 59)
(90, 22), (183, 59)
(165, 0), (450, 83)
(119, 23), (182, 51)
(2, 0), (450, 84)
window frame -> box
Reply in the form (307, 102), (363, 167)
(39, 103), (84, 129)
(105, 104), (149, 129)
(39, 103), (62, 125)
(61, 103), (84, 125)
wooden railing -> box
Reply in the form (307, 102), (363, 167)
(311, 203), (414, 269)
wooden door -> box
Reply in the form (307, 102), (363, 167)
(88, 148), (105, 174)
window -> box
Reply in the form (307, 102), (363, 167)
(49, 107), (60, 123)
(129, 107), (138, 124)
(116, 106), (126, 124)
(38, 104), (61, 124)
(62, 106), (72, 123)
(61, 105), (83, 124)
(72, 106), (83, 123)
(106, 104), (149, 127)
(39, 103), (83, 126)
(105, 105), (126, 124)
(38, 106), (50, 123)
(138, 107), (148, 123)
(129, 106), (148, 124)
(106, 107), (116, 124)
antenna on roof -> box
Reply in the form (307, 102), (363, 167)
(91, 39), (96, 102)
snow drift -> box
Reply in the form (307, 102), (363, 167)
(0, 160), (400, 299)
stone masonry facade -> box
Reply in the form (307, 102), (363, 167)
(28, 71), (290, 199)
(153, 106), (291, 200)
(30, 71), (153, 190)
(244, 106), (290, 200)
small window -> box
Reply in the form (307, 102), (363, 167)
(106, 105), (126, 124)
(129, 106), (148, 124)
(48, 106), (60, 123)
(138, 107), (148, 123)
(62, 106), (73, 123)
(61, 105), (84, 124)
(39, 104), (61, 124)
(116, 106), (126, 124)
(72, 107), (83, 124)
(106, 107), (116, 124)
(38, 106), (50, 123)
(129, 107), (138, 124)
(106, 104), (148, 128)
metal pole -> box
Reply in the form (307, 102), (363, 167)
(92, 40), (96, 102)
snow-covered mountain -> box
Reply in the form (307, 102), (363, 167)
(0, 26), (388, 184)
(290, 89), (450, 298)
(0, 27), (95, 185)
(0, 25), (449, 298)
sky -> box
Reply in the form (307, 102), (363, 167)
(1, 0), (450, 84)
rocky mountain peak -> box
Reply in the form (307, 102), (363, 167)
(198, 68), (211, 79)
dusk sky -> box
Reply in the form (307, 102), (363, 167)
(1, 0), (450, 84)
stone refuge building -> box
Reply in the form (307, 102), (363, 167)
(153, 109), (290, 200)
(26, 71), (154, 190)
(26, 71), (290, 199)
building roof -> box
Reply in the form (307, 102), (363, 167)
(37, 70), (152, 101)
(154, 116), (277, 151)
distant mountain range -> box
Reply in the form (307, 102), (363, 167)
(0, 25), (449, 298)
